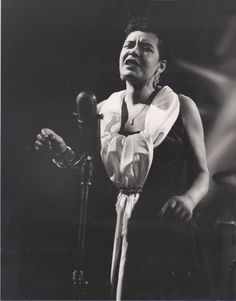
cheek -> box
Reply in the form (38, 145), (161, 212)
(119, 55), (122, 73)
(119, 50), (126, 70)
(120, 47), (127, 57)
(147, 56), (160, 74)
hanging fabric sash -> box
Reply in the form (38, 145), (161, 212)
(99, 86), (180, 300)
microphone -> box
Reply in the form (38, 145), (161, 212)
(76, 91), (100, 156)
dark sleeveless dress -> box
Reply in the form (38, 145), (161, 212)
(88, 101), (212, 300)
(116, 103), (212, 300)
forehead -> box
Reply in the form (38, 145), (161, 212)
(124, 31), (159, 46)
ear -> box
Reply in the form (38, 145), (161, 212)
(158, 60), (167, 74)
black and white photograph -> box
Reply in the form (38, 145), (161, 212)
(2, 0), (236, 299)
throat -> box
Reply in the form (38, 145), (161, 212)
(125, 82), (157, 104)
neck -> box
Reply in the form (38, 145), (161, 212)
(125, 81), (156, 105)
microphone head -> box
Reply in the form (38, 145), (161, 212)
(75, 91), (99, 156)
(76, 91), (97, 120)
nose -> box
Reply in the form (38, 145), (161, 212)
(129, 43), (140, 56)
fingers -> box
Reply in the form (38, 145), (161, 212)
(35, 140), (43, 148)
(35, 128), (54, 151)
(41, 128), (55, 137)
(35, 128), (66, 156)
(159, 197), (192, 224)
(173, 202), (192, 223)
(159, 200), (170, 218)
(41, 128), (65, 147)
(178, 209), (191, 223)
(173, 201), (185, 217)
(35, 141), (41, 151)
(159, 198), (176, 217)
(37, 133), (48, 143)
(179, 210), (187, 220)
(170, 199), (177, 209)
(41, 128), (62, 142)
(159, 202), (168, 217)
(35, 138), (52, 151)
(185, 214), (192, 223)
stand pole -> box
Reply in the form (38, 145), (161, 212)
(72, 155), (93, 300)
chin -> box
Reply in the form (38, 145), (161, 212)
(121, 71), (140, 82)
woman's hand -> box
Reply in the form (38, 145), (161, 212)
(159, 195), (194, 223)
(35, 128), (67, 158)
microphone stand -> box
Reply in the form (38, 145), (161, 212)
(72, 154), (93, 300)
(72, 109), (103, 300)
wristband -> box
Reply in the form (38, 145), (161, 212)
(52, 146), (75, 168)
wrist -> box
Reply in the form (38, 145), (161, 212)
(53, 144), (67, 158)
(52, 146), (75, 168)
(181, 194), (196, 212)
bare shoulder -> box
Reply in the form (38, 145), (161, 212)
(178, 94), (202, 127)
(178, 94), (199, 115)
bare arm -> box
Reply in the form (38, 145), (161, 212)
(35, 101), (106, 166)
(160, 94), (209, 223)
(179, 94), (209, 207)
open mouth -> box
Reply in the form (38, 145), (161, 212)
(124, 58), (140, 66)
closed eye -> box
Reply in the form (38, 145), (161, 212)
(141, 43), (154, 52)
(123, 41), (154, 52)
(123, 41), (135, 49)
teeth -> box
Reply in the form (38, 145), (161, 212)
(125, 59), (138, 65)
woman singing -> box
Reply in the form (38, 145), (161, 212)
(35, 18), (212, 300)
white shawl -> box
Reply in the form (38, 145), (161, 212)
(99, 86), (180, 300)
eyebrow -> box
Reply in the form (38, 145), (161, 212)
(124, 40), (156, 48)
(141, 41), (155, 48)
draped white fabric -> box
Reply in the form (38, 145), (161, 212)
(99, 86), (180, 300)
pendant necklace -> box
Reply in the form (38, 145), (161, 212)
(129, 104), (147, 125)
(124, 89), (158, 126)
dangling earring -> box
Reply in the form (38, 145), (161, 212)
(153, 73), (160, 89)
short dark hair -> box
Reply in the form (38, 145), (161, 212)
(124, 17), (172, 61)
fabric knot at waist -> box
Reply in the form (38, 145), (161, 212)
(111, 188), (141, 299)
(119, 187), (142, 195)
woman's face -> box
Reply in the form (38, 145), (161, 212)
(119, 31), (162, 85)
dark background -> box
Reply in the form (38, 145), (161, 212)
(2, 0), (236, 299)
